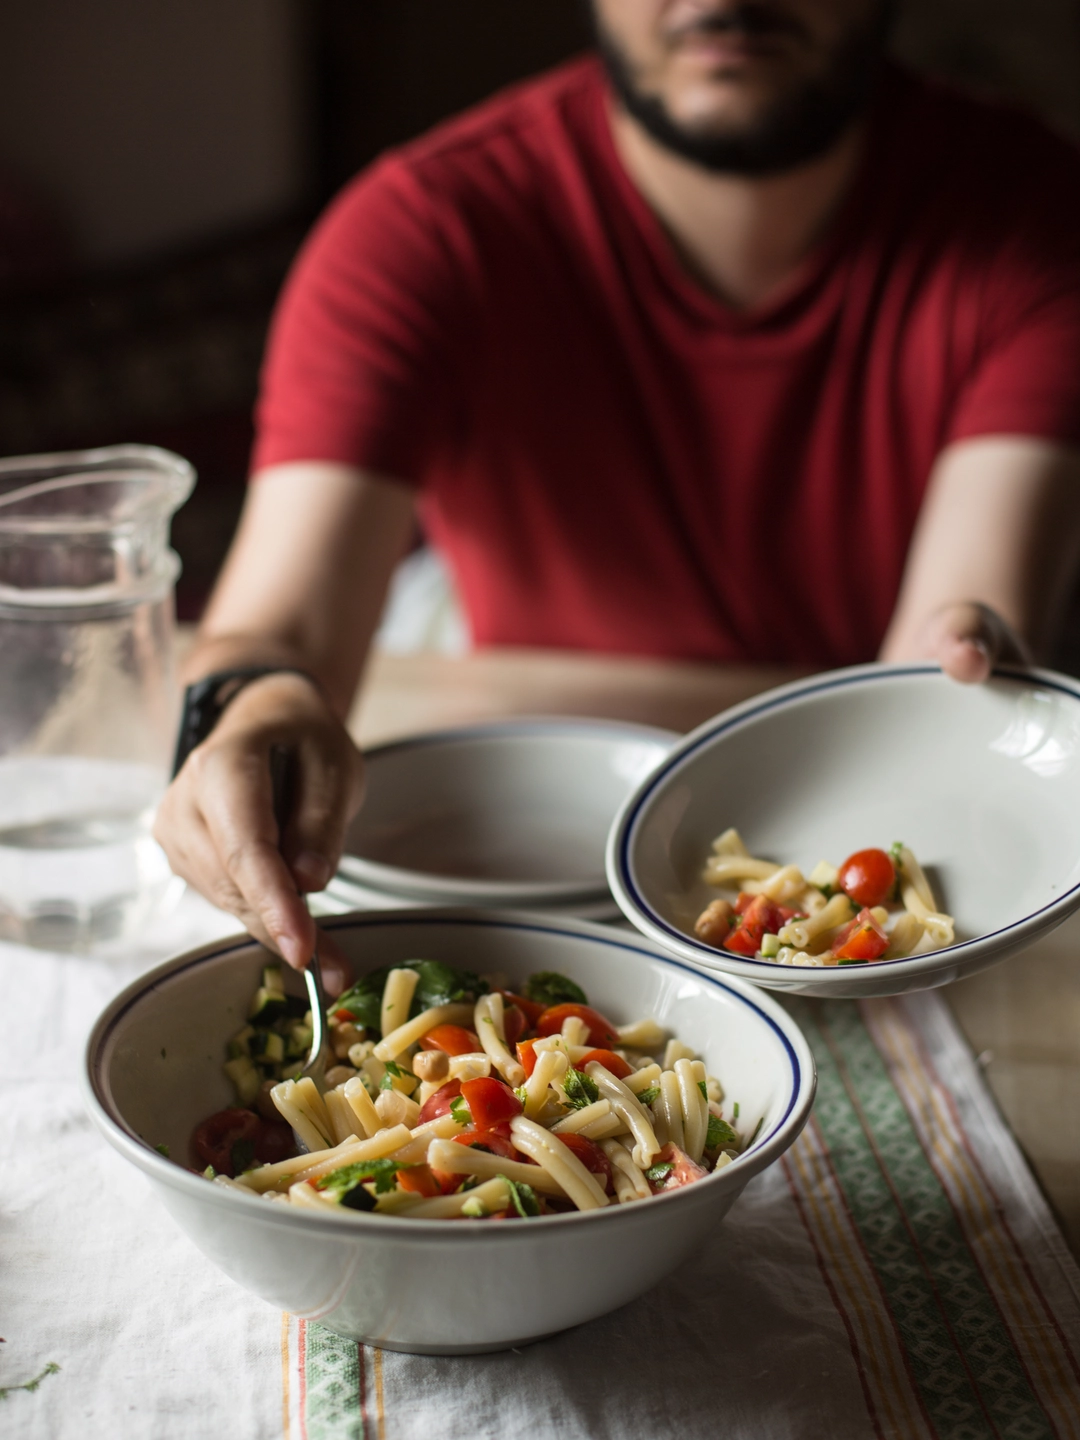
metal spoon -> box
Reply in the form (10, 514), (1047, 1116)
(270, 745), (334, 1141)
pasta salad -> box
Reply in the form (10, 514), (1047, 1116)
(694, 830), (955, 967)
(191, 960), (754, 1219)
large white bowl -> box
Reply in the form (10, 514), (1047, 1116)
(607, 664), (1080, 998)
(338, 719), (674, 905)
(82, 909), (814, 1354)
(315, 871), (624, 923)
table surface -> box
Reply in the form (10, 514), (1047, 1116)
(344, 645), (1080, 1255)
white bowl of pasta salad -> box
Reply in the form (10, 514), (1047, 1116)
(607, 663), (1080, 998)
(82, 909), (814, 1354)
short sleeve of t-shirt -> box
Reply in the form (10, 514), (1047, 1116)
(252, 156), (475, 482)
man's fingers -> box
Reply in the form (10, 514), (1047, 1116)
(282, 731), (364, 894)
(314, 929), (354, 997)
(194, 744), (318, 969)
(924, 601), (1031, 685)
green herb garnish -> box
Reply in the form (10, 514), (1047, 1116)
(154, 1143), (170, 1158)
(316, 1158), (405, 1207)
(644, 1161), (674, 1186)
(379, 1058), (416, 1091)
(523, 971), (588, 1008)
(697, 1080), (708, 1100)
(733, 1102), (740, 1120)
(501, 1175), (541, 1218)
(450, 1094), (471, 1127)
(332, 961), (488, 1036)
(637, 1085), (661, 1106)
(706, 1115), (739, 1151)
(0, 1362), (60, 1400)
(562, 1068), (600, 1109)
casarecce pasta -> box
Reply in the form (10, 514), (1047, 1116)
(191, 961), (755, 1218)
(694, 830), (955, 966)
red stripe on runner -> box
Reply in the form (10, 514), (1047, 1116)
(781, 1153), (887, 1440)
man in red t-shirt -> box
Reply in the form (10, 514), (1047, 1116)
(158, 0), (1080, 976)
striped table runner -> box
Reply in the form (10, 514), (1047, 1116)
(280, 994), (1080, 1440)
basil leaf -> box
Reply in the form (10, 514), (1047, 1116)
(501, 1175), (541, 1218)
(316, 1157), (405, 1200)
(706, 1115), (739, 1151)
(644, 1161), (673, 1185)
(562, 1069), (599, 1110)
(636, 1085), (661, 1107)
(331, 960), (488, 1036)
(523, 971), (588, 1008)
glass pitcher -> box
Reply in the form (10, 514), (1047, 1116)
(0, 444), (194, 950)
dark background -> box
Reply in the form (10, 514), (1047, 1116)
(2, 0), (1080, 625)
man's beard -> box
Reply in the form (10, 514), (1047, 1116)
(592, 3), (893, 177)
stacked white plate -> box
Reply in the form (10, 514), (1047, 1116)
(314, 718), (675, 921)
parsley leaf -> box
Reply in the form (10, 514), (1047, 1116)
(450, 1094), (471, 1127)
(501, 1175), (541, 1218)
(636, 1085), (661, 1106)
(644, 1161), (674, 1185)
(380, 1058), (416, 1090)
(316, 1158), (406, 1205)
(523, 971), (588, 1008)
(562, 1068), (600, 1109)
(697, 1080), (708, 1100)
(706, 1115), (739, 1151)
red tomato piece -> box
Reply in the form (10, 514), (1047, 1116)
(419, 1024), (481, 1056)
(417, 1078), (462, 1125)
(454, 1128), (518, 1160)
(579, 1048), (632, 1080)
(724, 894), (784, 957)
(334, 1008), (357, 1023)
(502, 1004), (526, 1049)
(396, 1164), (440, 1197)
(648, 1142), (709, 1192)
(498, 989), (545, 1026)
(838, 848), (895, 908)
(556, 1133), (614, 1194)
(734, 892), (754, 915)
(535, 1003), (618, 1048)
(832, 907), (889, 962)
(516, 1038), (539, 1078)
(191, 1107), (261, 1176)
(252, 1119), (296, 1165)
(460, 1076), (523, 1131)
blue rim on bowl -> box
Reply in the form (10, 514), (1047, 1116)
(606, 662), (1080, 996)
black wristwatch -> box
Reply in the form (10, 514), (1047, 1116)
(170, 667), (316, 778)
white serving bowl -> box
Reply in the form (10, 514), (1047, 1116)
(607, 664), (1080, 999)
(315, 871), (624, 923)
(338, 719), (674, 905)
(82, 909), (814, 1354)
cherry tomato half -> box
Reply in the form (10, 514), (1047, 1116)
(252, 1119), (296, 1165)
(832, 907), (889, 962)
(502, 1004), (526, 1049)
(648, 1142), (709, 1192)
(535, 1003), (618, 1048)
(579, 1048), (632, 1080)
(460, 1076), (523, 1131)
(516, 1038), (539, 1078)
(417, 1078), (462, 1125)
(556, 1133), (614, 1193)
(498, 989), (546, 1026)
(396, 1163), (441, 1197)
(837, 848), (895, 909)
(724, 894), (785, 957)
(419, 1024), (481, 1056)
(191, 1107), (261, 1175)
(454, 1127), (518, 1160)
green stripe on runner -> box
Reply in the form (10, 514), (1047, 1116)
(304, 1324), (366, 1440)
(787, 998), (1057, 1440)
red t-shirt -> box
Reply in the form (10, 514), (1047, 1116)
(254, 58), (1080, 666)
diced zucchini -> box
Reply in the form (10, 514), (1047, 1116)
(808, 860), (839, 891)
(761, 933), (782, 958)
(262, 965), (285, 995)
(249, 1030), (285, 1064)
(226, 1025), (255, 1060)
(285, 1022), (313, 1059)
(224, 1056), (261, 1106)
(248, 987), (288, 1024)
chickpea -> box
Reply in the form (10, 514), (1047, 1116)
(325, 1064), (358, 1089)
(412, 1050), (450, 1082)
(331, 1022), (364, 1060)
(695, 898), (734, 946)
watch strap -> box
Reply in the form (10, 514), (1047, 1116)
(171, 666), (316, 778)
